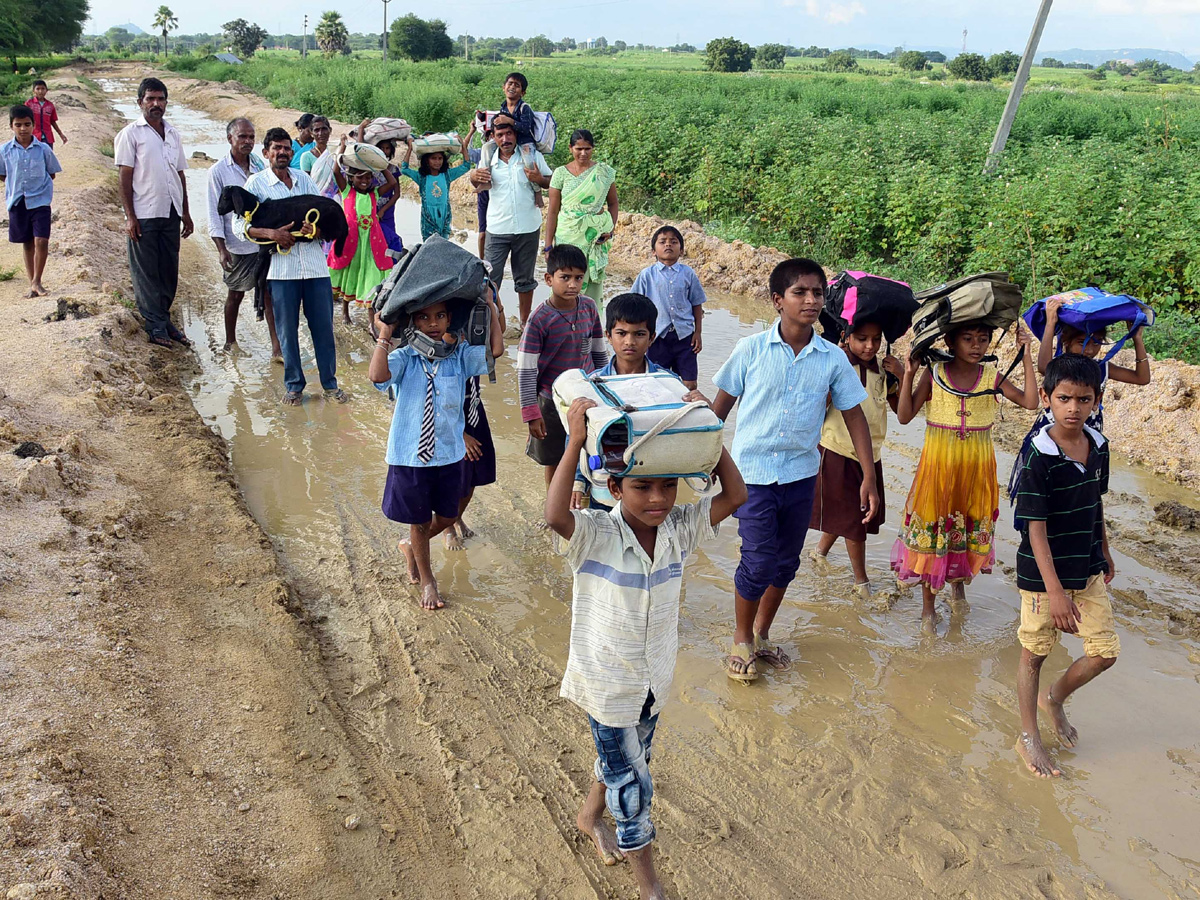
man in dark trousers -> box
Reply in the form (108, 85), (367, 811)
(114, 77), (193, 348)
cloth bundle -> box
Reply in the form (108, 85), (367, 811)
(410, 132), (462, 157)
(339, 141), (390, 173)
(359, 117), (412, 145)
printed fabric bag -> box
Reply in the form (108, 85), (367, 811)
(552, 370), (724, 488)
(821, 270), (918, 344)
(1023, 287), (1155, 363)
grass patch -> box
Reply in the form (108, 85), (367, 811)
(99, 140), (114, 158)
(0, 268), (17, 282)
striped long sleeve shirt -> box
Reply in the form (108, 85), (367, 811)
(517, 297), (608, 422)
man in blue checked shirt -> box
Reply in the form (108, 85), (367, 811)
(233, 127), (346, 406)
(711, 258), (879, 684)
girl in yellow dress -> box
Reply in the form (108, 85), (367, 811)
(893, 322), (1039, 632)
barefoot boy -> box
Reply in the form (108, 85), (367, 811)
(369, 295), (504, 610)
(712, 258), (879, 681)
(517, 244), (608, 517)
(634, 225), (706, 390)
(0, 104), (61, 298)
(572, 292), (671, 513)
(546, 397), (747, 900)
(1014, 353), (1117, 778)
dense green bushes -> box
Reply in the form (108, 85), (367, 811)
(167, 55), (1200, 319)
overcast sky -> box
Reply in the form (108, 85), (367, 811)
(88, 0), (1200, 57)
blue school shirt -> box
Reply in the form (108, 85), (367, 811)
(713, 323), (867, 485)
(631, 262), (707, 338)
(376, 343), (489, 467)
(0, 137), (61, 210)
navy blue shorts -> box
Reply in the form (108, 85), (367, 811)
(733, 477), (817, 602)
(460, 404), (497, 494)
(382, 462), (463, 525)
(8, 198), (51, 244)
(647, 327), (699, 383)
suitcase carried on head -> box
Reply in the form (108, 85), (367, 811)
(552, 370), (725, 489)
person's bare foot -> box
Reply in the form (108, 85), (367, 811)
(950, 581), (967, 604)
(1015, 731), (1061, 778)
(341, 314), (353, 325)
(31, 283), (48, 297)
(420, 583), (445, 611)
(444, 527), (464, 551)
(626, 846), (666, 900)
(1039, 689), (1079, 748)
(397, 539), (420, 584)
(921, 610), (939, 636)
(457, 518), (475, 539)
(271, 350), (284, 365)
(576, 810), (624, 866)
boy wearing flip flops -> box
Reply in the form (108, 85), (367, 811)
(711, 258), (879, 682)
(546, 396), (746, 900)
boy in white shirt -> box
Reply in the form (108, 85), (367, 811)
(545, 398), (746, 899)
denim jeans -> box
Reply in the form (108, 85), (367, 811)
(588, 692), (658, 852)
(268, 277), (338, 394)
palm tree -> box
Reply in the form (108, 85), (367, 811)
(152, 6), (178, 57)
(315, 11), (349, 57)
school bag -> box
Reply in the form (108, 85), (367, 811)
(551, 369), (725, 488)
(820, 270), (918, 343)
(1023, 287), (1155, 363)
(371, 234), (495, 380)
(483, 110), (557, 155)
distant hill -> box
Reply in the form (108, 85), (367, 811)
(1038, 48), (1194, 69)
(114, 23), (147, 35)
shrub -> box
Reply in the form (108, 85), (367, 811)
(755, 43), (786, 70)
(704, 38), (752, 73)
(947, 53), (989, 81)
(898, 51), (928, 72)
(824, 51), (857, 73)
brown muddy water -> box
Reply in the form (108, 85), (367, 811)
(103, 79), (1199, 899)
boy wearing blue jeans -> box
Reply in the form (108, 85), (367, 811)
(712, 258), (878, 682)
(369, 296), (504, 611)
(546, 397), (747, 900)
(634, 225), (706, 389)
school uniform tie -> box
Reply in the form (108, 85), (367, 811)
(466, 377), (481, 429)
(417, 361), (440, 464)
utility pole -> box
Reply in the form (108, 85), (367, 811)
(302, 14), (308, 59)
(381, 0), (390, 62)
(985, 0), (1054, 173)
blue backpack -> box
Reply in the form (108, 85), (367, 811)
(1023, 287), (1155, 362)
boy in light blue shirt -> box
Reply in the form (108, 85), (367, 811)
(0, 104), (61, 298)
(634, 225), (707, 389)
(711, 258), (878, 682)
(369, 293), (504, 611)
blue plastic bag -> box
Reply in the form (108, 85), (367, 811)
(1023, 287), (1154, 363)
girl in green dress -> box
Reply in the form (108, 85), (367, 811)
(327, 135), (398, 324)
(544, 129), (619, 305)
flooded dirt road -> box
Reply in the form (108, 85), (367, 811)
(102, 77), (1200, 899)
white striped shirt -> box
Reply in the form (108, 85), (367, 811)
(713, 322), (868, 485)
(558, 497), (717, 728)
(206, 150), (266, 255)
(232, 167), (329, 281)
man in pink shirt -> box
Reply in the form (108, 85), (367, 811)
(27, 81), (67, 147)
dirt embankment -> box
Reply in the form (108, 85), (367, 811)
(0, 70), (467, 900)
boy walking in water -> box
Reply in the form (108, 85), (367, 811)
(1014, 354), (1118, 778)
(711, 258), (878, 682)
(633, 225), (706, 390)
(369, 296), (504, 610)
(517, 244), (608, 514)
(546, 396), (747, 900)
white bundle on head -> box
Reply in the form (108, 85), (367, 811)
(412, 132), (461, 157)
(362, 117), (412, 145)
(339, 141), (390, 173)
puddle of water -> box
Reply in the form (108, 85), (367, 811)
(101, 77), (1200, 899)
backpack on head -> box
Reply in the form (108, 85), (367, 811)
(1023, 287), (1155, 363)
(372, 234), (496, 380)
(821, 270), (918, 344)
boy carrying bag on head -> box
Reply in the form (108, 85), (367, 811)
(1013, 353), (1118, 779)
(546, 396), (746, 900)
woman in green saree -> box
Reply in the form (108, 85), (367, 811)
(544, 129), (619, 305)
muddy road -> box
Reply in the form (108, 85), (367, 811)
(2, 69), (1197, 900)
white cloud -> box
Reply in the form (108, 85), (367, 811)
(789, 0), (868, 24)
(1058, 0), (1196, 12)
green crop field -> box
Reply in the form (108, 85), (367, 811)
(166, 52), (1200, 359)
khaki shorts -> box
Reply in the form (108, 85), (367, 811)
(1018, 573), (1120, 659)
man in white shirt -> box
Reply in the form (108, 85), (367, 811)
(468, 113), (551, 329)
(232, 127), (346, 406)
(114, 77), (193, 348)
(206, 117), (282, 357)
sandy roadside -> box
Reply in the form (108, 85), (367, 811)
(0, 70), (468, 898)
